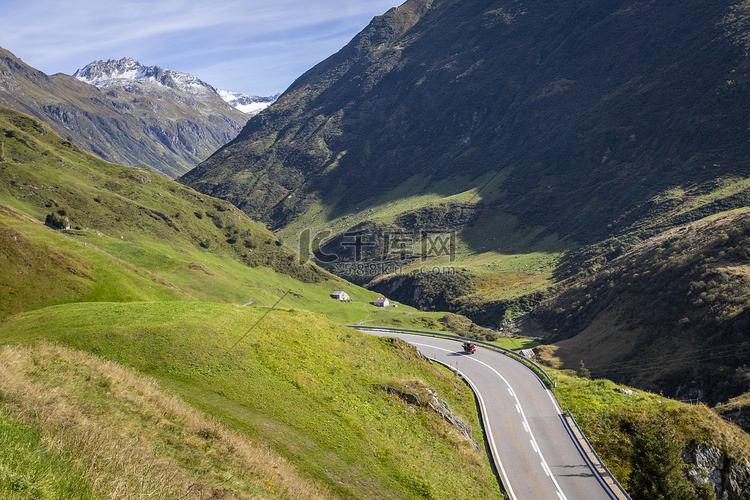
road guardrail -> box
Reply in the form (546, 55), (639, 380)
(354, 324), (632, 500)
(350, 325), (556, 388)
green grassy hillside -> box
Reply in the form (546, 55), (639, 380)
(4, 102), (750, 498)
(0, 304), (498, 499)
(0, 341), (328, 499)
(0, 408), (96, 499)
(0, 105), (501, 498)
(0, 104), (504, 333)
(0, 105), (329, 314)
(551, 370), (750, 499)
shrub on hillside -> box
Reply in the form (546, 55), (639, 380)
(629, 411), (715, 500)
(44, 213), (68, 230)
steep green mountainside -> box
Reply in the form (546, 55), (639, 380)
(181, 0), (750, 426)
(3, 108), (750, 499)
(0, 106), (501, 497)
(0, 47), (248, 178)
(176, 0), (750, 470)
(182, 0), (750, 245)
(0, 105), (438, 327)
(0, 104), (490, 329)
(528, 209), (750, 412)
(178, 0), (750, 337)
(552, 370), (750, 500)
(0, 106), (330, 317)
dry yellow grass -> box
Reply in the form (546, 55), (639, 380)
(0, 342), (331, 499)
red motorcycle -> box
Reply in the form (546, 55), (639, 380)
(462, 342), (476, 354)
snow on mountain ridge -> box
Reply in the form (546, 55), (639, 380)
(217, 89), (280, 114)
(74, 57), (212, 96)
(74, 58), (279, 113)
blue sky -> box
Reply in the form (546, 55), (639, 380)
(1, 0), (400, 96)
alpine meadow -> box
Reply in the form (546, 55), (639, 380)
(3, 0), (750, 498)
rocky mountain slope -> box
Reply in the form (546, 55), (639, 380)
(181, 0), (750, 243)
(0, 48), (253, 178)
(528, 209), (750, 410)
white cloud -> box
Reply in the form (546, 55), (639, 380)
(1, 0), (399, 94)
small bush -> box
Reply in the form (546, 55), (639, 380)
(45, 213), (67, 229)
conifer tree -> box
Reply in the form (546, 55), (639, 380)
(629, 411), (698, 500)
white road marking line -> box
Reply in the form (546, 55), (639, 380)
(531, 439), (539, 453)
(412, 341), (570, 500)
(412, 344), (520, 500)
(523, 421), (530, 433)
(542, 461), (551, 476)
(547, 388), (563, 413)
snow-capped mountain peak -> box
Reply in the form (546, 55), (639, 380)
(74, 58), (213, 96)
(217, 89), (281, 114)
(73, 58), (279, 114)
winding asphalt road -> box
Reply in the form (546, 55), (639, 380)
(368, 332), (612, 500)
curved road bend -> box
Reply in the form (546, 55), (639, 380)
(369, 332), (612, 500)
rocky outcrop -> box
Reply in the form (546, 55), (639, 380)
(381, 382), (480, 452)
(682, 443), (750, 500)
(716, 403), (750, 435)
(615, 388), (637, 396)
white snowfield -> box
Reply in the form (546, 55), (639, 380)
(217, 88), (280, 114)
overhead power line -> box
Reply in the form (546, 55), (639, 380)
(229, 290), (289, 351)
